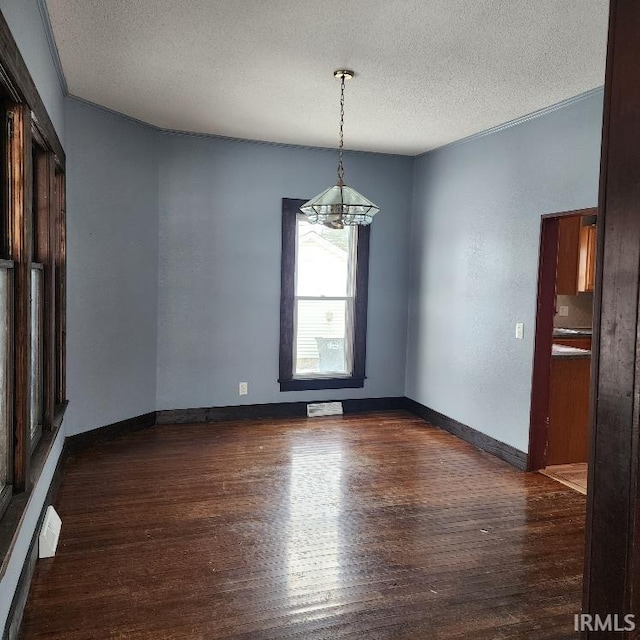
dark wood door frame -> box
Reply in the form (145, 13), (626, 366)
(583, 0), (640, 634)
(528, 208), (597, 472)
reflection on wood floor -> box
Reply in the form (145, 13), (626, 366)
(21, 411), (586, 639)
(540, 463), (588, 495)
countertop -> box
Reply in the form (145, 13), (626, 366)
(553, 327), (593, 338)
(552, 344), (591, 358)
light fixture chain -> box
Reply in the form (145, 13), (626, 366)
(338, 74), (345, 185)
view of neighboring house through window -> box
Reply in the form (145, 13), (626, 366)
(294, 216), (356, 377)
(279, 198), (370, 392)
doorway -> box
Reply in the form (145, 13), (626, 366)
(528, 207), (597, 495)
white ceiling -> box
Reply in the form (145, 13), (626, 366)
(45, 0), (609, 156)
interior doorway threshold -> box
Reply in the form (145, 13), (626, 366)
(540, 463), (588, 495)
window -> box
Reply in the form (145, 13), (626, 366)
(0, 9), (67, 553)
(0, 103), (66, 521)
(279, 198), (370, 391)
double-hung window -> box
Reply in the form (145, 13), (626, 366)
(279, 198), (370, 391)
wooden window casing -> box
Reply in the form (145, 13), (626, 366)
(279, 198), (370, 392)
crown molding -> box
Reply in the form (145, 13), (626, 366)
(37, 0), (68, 95)
(416, 86), (605, 158)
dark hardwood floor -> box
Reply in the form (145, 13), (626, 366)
(20, 411), (585, 639)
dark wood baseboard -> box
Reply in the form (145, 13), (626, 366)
(156, 397), (405, 425)
(404, 398), (528, 470)
(3, 442), (67, 640)
(65, 412), (157, 453)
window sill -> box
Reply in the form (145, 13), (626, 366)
(279, 377), (365, 392)
(0, 401), (67, 580)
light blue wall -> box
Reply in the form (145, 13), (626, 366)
(0, 1), (66, 631)
(156, 134), (413, 410)
(64, 98), (159, 436)
(406, 90), (604, 452)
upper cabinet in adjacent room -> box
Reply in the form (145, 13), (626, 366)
(578, 223), (597, 293)
(556, 215), (597, 295)
(556, 216), (582, 295)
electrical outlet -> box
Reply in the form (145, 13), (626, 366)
(559, 305), (569, 317)
(515, 323), (524, 340)
(239, 382), (248, 396)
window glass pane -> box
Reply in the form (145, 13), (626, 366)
(294, 299), (353, 376)
(0, 268), (8, 490)
(296, 217), (354, 297)
(30, 267), (43, 441)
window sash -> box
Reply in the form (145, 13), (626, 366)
(292, 213), (358, 379)
(294, 214), (358, 298)
(293, 296), (355, 378)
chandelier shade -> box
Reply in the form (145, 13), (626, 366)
(300, 70), (381, 228)
(300, 182), (380, 226)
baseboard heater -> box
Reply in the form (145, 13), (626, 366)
(307, 402), (343, 417)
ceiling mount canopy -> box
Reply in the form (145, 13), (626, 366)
(300, 70), (380, 229)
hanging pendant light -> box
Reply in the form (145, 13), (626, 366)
(300, 70), (380, 229)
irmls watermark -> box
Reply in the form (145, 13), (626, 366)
(574, 614), (636, 632)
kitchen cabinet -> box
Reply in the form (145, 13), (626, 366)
(553, 337), (591, 351)
(555, 216), (597, 295)
(556, 217), (581, 295)
(547, 355), (590, 465)
(578, 224), (597, 292)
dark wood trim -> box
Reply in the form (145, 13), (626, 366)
(52, 400), (67, 430)
(0, 259), (14, 522)
(405, 398), (528, 470)
(583, 0), (640, 631)
(53, 170), (65, 405)
(0, 98), (8, 259)
(278, 198), (300, 385)
(65, 412), (157, 453)
(279, 377), (365, 392)
(2, 439), (66, 640)
(33, 148), (55, 431)
(157, 397), (405, 426)
(527, 216), (558, 471)
(0, 484), (11, 529)
(343, 397), (406, 413)
(9, 103), (31, 492)
(540, 207), (598, 220)
(279, 198), (371, 392)
(352, 217), (370, 382)
(0, 9), (64, 166)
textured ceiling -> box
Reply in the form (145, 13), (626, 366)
(45, 0), (609, 156)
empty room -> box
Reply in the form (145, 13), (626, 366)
(1, 0), (640, 638)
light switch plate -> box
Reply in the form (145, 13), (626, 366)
(559, 305), (569, 317)
(515, 323), (524, 340)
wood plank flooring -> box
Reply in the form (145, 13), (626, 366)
(20, 411), (586, 639)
